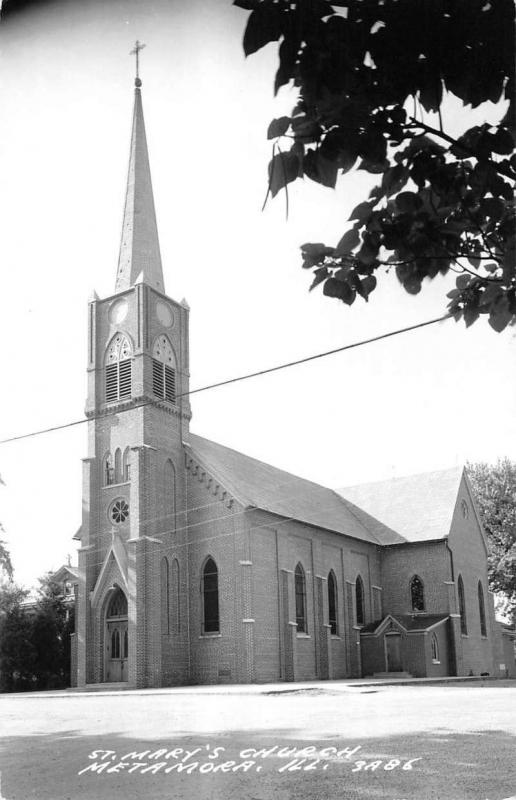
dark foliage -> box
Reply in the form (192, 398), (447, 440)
(468, 459), (516, 623)
(236, 0), (516, 329)
(0, 575), (74, 692)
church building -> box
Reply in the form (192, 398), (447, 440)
(72, 66), (514, 688)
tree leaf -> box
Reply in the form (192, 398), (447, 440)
(335, 227), (360, 256)
(267, 117), (291, 139)
(268, 150), (300, 197)
(243, 6), (282, 56)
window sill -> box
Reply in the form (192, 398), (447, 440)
(199, 633), (221, 639)
(296, 633), (311, 639)
(461, 634), (469, 638)
(103, 481), (130, 489)
(331, 635), (341, 640)
(432, 660), (440, 665)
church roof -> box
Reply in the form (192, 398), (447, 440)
(185, 434), (380, 544)
(115, 77), (164, 294)
(337, 466), (465, 544)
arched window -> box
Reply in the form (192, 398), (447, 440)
(104, 453), (114, 486)
(105, 333), (132, 402)
(171, 559), (180, 634)
(295, 563), (307, 633)
(123, 447), (131, 481)
(328, 570), (338, 635)
(123, 628), (128, 659)
(355, 575), (365, 625)
(114, 448), (122, 484)
(410, 575), (425, 612)
(161, 557), (170, 635)
(478, 581), (487, 637)
(164, 460), (176, 530)
(152, 335), (176, 403)
(431, 633), (439, 662)
(202, 557), (219, 634)
(106, 587), (127, 618)
(458, 575), (467, 635)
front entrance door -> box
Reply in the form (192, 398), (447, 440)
(385, 633), (403, 672)
(106, 621), (128, 681)
(104, 587), (129, 682)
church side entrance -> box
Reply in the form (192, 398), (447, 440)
(385, 632), (403, 672)
(104, 587), (128, 682)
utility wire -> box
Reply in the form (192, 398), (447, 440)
(0, 313), (451, 446)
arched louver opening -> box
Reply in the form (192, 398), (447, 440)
(458, 575), (467, 635)
(152, 335), (176, 403)
(478, 581), (487, 637)
(410, 575), (425, 612)
(105, 334), (132, 402)
(295, 563), (307, 633)
(202, 557), (219, 634)
(355, 575), (365, 625)
(328, 570), (338, 635)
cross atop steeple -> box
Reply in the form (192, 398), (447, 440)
(130, 40), (146, 85)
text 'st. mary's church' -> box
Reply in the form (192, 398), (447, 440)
(73, 62), (514, 688)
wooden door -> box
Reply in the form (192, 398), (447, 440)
(106, 621), (128, 682)
(385, 633), (403, 672)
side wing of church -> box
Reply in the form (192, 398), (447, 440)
(72, 72), (515, 688)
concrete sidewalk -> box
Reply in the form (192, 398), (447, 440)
(2, 673), (514, 699)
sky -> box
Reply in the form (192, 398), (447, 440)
(0, 0), (514, 589)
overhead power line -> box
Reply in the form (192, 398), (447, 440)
(0, 313), (451, 447)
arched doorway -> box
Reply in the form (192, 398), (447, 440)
(105, 587), (128, 682)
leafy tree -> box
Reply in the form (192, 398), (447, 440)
(0, 580), (36, 692)
(0, 574), (74, 692)
(467, 458), (516, 623)
(31, 573), (74, 689)
(235, 0), (515, 330)
(0, 473), (13, 580)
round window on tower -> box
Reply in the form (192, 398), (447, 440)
(109, 498), (129, 524)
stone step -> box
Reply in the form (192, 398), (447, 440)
(83, 682), (130, 691)
(371, 671), (413, 679)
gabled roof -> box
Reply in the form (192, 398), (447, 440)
(361, 613), (449, 635)
(337, 466), (464, 544)
(185, 434), (380, 545)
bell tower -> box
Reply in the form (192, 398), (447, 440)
(76, 46), (191, 688)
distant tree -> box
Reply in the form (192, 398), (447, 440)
(0, 474), (13, 580)
(31, 574), (74, 690)
(0, 574), (74, 692)
(0, 580), (35, 692)
(467, 458), (516, 623)
(235, 0), (515, 330)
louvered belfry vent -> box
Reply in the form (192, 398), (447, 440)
(153, 358), (164, 397)
(105, 334), (133, 403)
(105, 363), (119, 403)
(152, 335), (176, 404)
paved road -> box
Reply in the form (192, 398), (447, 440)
(1, 682), (515, 800)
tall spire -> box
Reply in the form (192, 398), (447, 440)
(115, 43), (165, 294)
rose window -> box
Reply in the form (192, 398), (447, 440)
(111, 499), (129, 524)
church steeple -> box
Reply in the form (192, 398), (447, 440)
(115, 43), (165, 294)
